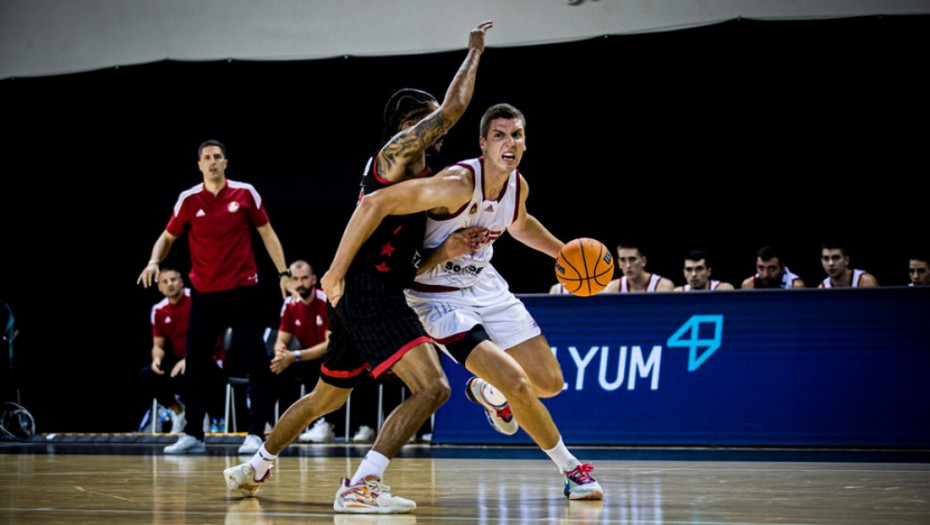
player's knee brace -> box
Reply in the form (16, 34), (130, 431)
(444, 324), (491, 364)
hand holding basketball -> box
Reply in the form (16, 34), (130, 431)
(554, 238), (614, 297)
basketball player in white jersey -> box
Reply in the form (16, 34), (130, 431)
(321, 103), (603, 500)
(674, 249), (735, 291)
(818, 242), (878, 288)
(603, 243), (674, 292)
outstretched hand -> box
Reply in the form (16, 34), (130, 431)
(137, 262), (159, 288)
(469, 20), (494, 54)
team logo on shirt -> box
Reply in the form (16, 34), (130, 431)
(227, 202), (240, 213)
(469, 203), (478, 215)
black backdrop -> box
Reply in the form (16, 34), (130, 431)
(2, 15), (928, 433)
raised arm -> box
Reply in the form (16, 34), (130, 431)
(378, 20), (493, 181)
(506, 175), (565, 259)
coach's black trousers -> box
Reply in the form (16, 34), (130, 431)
(185, 285), (274, 440)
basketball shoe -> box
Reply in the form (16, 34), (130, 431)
(352, 425), (375, 443)
(238, 434), (264, 455)
(224, 462), (272, 497)
(299, 417), (335, 443)
(464, 376), (518, 435)
(164, 434), (205, 454)
(563, 462), (603, 500)
(333, 475), (416, 514)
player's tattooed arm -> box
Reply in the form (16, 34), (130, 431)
(377, 112), (454, 176)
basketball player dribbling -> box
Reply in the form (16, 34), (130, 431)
(224, 20), (494, 514)
(321, 103), (604, 500)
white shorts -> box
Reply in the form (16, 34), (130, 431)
(405, 265), (541, 362)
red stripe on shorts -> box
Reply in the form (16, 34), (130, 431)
(321, 363), (369, 379)
(370, 336), (432, 378)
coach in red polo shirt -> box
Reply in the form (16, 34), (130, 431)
(137, 139), (292, 455)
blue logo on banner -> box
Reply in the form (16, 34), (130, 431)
(666, 315), (723, 371)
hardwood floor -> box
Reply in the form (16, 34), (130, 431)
(1, 443), (929, 524)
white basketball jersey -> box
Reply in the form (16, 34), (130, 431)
(620, 273), (664, 292)
(415, 157), (520, 289)
(820, 269), (866, 288)
(682, 280), (721, 291)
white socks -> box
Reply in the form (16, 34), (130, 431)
(250, 444), (277, 480)
(543, 437), (579, 472)
(350, 450), (390, 486)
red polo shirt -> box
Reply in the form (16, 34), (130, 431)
(165, 180), (270, 293)
(152, 290), (193, 359)
(278, 289), (329, 348)
(151, 289), (224, 361)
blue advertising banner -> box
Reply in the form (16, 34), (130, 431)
(431, 287), (930, 446)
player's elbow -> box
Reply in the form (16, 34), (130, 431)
(357, 192), (391, 220)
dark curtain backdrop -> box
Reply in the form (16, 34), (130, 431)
(2, 16), (927, 432)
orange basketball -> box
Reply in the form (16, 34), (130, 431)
(554, 238), (614, 297)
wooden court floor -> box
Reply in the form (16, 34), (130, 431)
(1, 442), (929, 524)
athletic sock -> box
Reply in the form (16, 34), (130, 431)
(350, 450), (390, 486)
(250, 444), (277, 480)
(543, 437), (579, 472)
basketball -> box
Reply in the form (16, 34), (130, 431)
(554, 238), (614, 296)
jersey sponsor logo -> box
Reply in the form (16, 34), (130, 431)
(442, 261), (485, 277)
(227, 202), (240, 213)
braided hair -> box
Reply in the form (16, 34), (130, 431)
(381, 88), (438, 145)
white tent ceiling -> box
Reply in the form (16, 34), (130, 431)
(2, 0), (929, 80)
